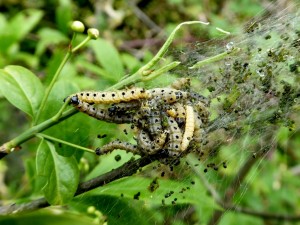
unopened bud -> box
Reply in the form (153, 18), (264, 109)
(87, 28), (99, 39)
(71, 21), (85, 33)
(87, 206), (96, 214)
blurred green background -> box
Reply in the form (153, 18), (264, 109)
(0, 0), (299, 225)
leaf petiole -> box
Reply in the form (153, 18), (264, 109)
(36, 133), (95, 154)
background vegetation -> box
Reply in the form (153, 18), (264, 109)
(0, 0), (299, 225)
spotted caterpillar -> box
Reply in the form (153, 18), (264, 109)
(165, 115), (183, 156)
(70, 87), (188, 106)
(95, 140), (139, 155)
(137, 130), (167, 155)
(108, 101), (141, 114)
(73, 88), (149, 104)
(70, 97), (133, 123)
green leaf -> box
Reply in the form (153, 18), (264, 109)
(72, 195), (155, 225)
(75, 59), (118, 82)
(36, 139), (79, 205)
(0, 65), (44, 119)
(36, 28), (69, 56)
(0, 210), (96, 225)
(41, 79), (86, 157)
(9, 9), (43, 42)
(85, 175), (214, 208)
(89, 38), (124, 80)
(56, 0), (73, 34)
(0, 9), (43, 52)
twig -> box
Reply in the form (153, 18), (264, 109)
(0, 108), (78, 159)
(0, 155), (156, 215)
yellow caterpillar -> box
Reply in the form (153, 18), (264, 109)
(181, 105), (195, 151)
(73, 87), (149, 104)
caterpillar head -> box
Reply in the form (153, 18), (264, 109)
(69, 95), (80, 105)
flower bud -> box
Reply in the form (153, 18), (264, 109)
(71, 21), (85, 33)
(87, 206), (96, 214)
(87, 28), (99, 39)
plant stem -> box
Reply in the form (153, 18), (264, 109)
(0, 108), (78, 156)
(189, 47), (240, 69)
(142, 61), (181, 81)
(108, 21), (208, 90)
(36, 133), (95, 153)
(34, 51), (72, 125)
(72, 36), (91, 53)
(138, 21), (209, 73)
(34, 35), (92, 125)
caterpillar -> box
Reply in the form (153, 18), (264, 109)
(181, 105), (195, 151)
(72, 87), (149, 104)
(166, 103), (186, 119)
(95, 140), (139, 155)
(71, 99), (133, 123)
(189, 91), (210, 107)
(148, 109), (163, 137)
(193, 101), (210, 124)
(137, 130), (167, 155)
(165, 115), (183, 156)
(141, 100), (164, 137)
(70, 87), (189, 106)
(188, 110), (205, 152)
(108, 100), (141, 115)
(193, 111), (204, 144)
(148, 88), (188, 104)
(169, 78), (191, 90)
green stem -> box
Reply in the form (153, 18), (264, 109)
(1, 108), (78, 154)
(34, 51), (72, 125)
(108, 21), (209, 90)
(142, 61), (181, 81)
(34, 36), (92, 125)
(36, 133), (94, 154)
(138, 21), (209, 73)
(72, 36), (91, 53)
(189, 47), (240, 69)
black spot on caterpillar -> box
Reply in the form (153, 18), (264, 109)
(95, 140), (139, 155)
(71, 100), (133, 124)
(73, 87), (149, 104)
